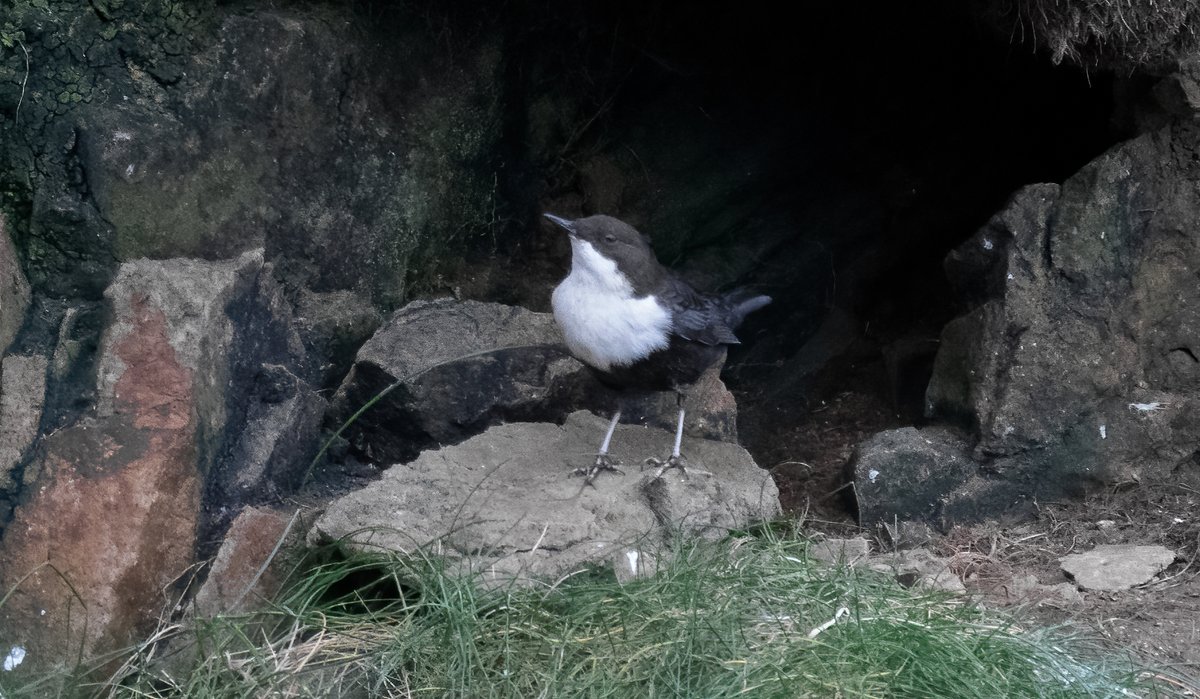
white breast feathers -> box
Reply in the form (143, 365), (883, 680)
(552, 239), (671, 371)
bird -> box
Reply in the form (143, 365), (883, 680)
(544, 212), (771, 483)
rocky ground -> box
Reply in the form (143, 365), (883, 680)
(742, 360), (1200, 677)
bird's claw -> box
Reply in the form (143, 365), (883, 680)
(573, 453), (624, 485)
(643, 453), (709, 479)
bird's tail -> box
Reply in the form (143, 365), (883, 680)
(724, 288), (772, 327)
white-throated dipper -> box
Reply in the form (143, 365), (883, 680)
(545, 212), (771, 483)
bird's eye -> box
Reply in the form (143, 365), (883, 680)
(604, 234), (617, 243)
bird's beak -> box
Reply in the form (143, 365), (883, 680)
(543, 213), (576, 234)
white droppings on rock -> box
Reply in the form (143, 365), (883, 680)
(625, 550), (639, 573)
(868, 469), (880, 483)
(2, 646), (25, 672)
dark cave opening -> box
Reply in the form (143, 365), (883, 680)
(478, 1), (1126, 516)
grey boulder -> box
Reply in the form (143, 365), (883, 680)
(847, 426), (974, 529)
(310, 411), (780, 584)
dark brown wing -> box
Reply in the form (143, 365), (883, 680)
(657, 277), (742, 346)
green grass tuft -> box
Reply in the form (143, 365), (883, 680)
(2, 530), (1188, 698)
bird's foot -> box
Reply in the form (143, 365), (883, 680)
(573, 454), (624, 485)
(643, 454), (711, 480)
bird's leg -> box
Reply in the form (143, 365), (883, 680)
(650, 405), (689, 477)
(573, 410), (625, 484)
(645, 392), (709, 479)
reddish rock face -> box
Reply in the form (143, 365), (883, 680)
(0, 300), (200, 674)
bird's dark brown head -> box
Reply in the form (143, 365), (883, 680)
(544, 213), (665, 291)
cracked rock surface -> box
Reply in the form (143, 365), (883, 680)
(310, 411), (780, 583)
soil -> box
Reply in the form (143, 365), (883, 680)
(938, 476), (1200, 670)
(734, 351), (1200, 686)
(733, 349), (907, 521)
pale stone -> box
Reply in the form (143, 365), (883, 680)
(1060, 545), (1177, 591)
(311, 411), (780, 585)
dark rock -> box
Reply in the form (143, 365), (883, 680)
(165, 9), (499, 307)
(26, 186), (117, 300)
(291, 288), (382, 391)
(11, 4), (502, 315)
(1152, 62), (1200, 119)
(225, 366), (326, 497)
(309, 411), (780, 584)
(642, 361), (740, 442)
(941, 184), (1057, 310)
(921, 126), (1200, 517)
(847, 426), (974, 529)
(29, 302), (109, 443)
(329, 298), (592, 465)
(330, 298), (740, 467)
(929, 183), (1062, 437)
(0, 215), (29, 354)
